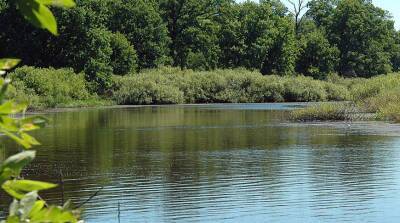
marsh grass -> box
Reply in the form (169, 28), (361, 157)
(290, 73), (400, 122)
(289, 103), (364, 122)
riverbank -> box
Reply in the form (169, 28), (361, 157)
(7, 66), (400, 122)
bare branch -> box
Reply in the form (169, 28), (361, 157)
(285, 0), (309, 35)
(76, 187), (104, 208)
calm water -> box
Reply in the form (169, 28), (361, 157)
(1, 103), (400, 222)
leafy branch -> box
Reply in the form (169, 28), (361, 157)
(0, 0), (80, 222)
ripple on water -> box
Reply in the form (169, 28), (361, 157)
(1, 104), (400, 222)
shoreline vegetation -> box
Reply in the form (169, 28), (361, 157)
(7, 66), (400, 123)
(3, 0), (400, 123)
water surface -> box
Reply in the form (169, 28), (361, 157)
(1, 104), (400, 222)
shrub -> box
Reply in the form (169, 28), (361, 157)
(350, 73), (400, 101)
(180, 71), (227, 103)
(112, 75), (184, 105)
(9, 66), (93, 108)
(213, 70), (257, 103)
(282, 76), (327, 102)
(247, 75), (285, 102)
(324, 82), (351, 101)
(111, 68), (353, 105)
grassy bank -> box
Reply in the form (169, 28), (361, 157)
(290, 73), (400, 122)
(7, 66), (400, 123)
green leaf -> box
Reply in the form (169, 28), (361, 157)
(0, 100), (27, 115)
(37, 0), (76, 8)
(0, 78), (11, 102)
(29, 200), (46, 217)
(0, 151), (36, 184)
(11, 180), (56, 191)
(5, 216), (19, 223)
(0, 116), (20, 132)
(0, 101), (14, 115)
(2, 182), (26, 199)
(16, 0), (58, 35)
(1, 129), (33, 149)
(0, 59), (21, 71)
(31, 206), (78, 223)
(21, 133), (41, 146)
(2, 180), (57, 199)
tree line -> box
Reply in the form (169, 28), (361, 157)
(1, 0), (399, 93)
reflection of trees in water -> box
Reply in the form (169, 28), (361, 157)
(1, 106), (398, 220)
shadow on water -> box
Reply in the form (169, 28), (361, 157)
(1, 103), (400, 222)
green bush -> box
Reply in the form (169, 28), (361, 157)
(112, 75), (184, 105)
(350, 73), (400, 101)
(8, 66), (98, 109)
(8, 67), (375, 109)
(324, 82), (351, 101)
(282, 76), (327, 102)
(248, 76), (285, 102)
(111, 68), (353, 105)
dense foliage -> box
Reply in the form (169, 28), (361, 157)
(1, 0), (400, 93)
(10, 66), (351, 106)
(11, 65), (400, 123)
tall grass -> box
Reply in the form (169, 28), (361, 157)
(290, 103), (357, 121)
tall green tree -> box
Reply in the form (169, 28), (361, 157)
(306, 0), (338, 28)
(390, 31), (400, 72)
(109, 0), (171, 69)
(329, 0), (394, 77)
(158, 0), (223, 70)
(219, 0), (298, 75)
(296, 28), (339, 79)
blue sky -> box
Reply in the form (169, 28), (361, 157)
(372, 0), (400, 29)
(236, 0), (400, 29)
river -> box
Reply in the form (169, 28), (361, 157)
(1, 104), (400, 222)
